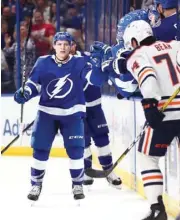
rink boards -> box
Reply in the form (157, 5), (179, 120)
(1, 95), (180, 217)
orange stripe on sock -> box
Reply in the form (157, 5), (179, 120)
(158, 101), (180, 108)
(142, 175), (163, 181)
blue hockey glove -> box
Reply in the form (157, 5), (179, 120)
(89, 57), (102, 68)
(101, 58), (114, 72)
(116, 47), (131, 59)
(90, 41), (110, 54)
(101, 56), (127, 74)
(102, 48), (131, 74)
(141, 98), (165, 129)
(14, 86), (31, 104)
(90, 41), (112, 61)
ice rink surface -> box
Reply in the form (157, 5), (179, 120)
(0, 157), (175, 220)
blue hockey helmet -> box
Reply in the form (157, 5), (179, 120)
(154, 0), (177, 9)
(116, 9), (149, 43)
(53, 32), (73, 45)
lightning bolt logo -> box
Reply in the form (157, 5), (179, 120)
(47, 74), (73, 99)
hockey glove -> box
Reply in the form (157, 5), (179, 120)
(101, 56), (127, 75)
(89, 55), (102, 68)
(14, 86), (31, 104)
(90, 41), (111, 61)
(141, 98), (165, 129)
(90, 41), (110, 54)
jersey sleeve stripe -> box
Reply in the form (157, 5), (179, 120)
(139, 74), (157, 87)
(137, 66), (154, 77)
(138, 69), (156, 86)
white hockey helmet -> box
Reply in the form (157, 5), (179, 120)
(123, 20), (153, 50)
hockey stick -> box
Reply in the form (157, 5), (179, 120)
(19, 15), (33, 143)
(1, 121), (34, 155)
(85, 87), (180, 178)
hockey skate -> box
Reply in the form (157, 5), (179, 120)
(72, 185), (85, 200)
(142, 196), (167, 220)
(106, 171), (122, 189)
(27, 185), (42, 201)
(83, 173), (94, 186)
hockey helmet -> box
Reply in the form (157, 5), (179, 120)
(123, 20), (153, 50)
(154, 0), (177, 9)
(53, 32), (73, 45)
(116, 9), (149, 43)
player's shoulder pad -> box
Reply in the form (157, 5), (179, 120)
(73, 55), (92, 69)
(37, 55), (52, 63)
(34, 55), (51, 67)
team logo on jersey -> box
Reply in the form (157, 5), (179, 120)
(46, 74), (73, 99)
(132, 61), (140, 72)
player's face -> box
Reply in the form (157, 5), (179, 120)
(54, 40), (71, 60)
(70, 42), (77, 55)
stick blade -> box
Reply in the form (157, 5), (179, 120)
(85, 168), (109, 178)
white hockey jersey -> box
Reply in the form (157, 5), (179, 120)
(127, 40), (180, 121)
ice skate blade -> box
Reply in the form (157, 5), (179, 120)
(75, 200), (81, 207)
(86, 185), (92, 192)
(74, 197), (85, 207)
(28, 199), (37, 207)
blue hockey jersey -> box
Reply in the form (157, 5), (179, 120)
(153, 13), (177, 41)
(75, 51), (102, 109)
(25, 55), (107, 117)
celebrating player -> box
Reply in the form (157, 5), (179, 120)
(71, 39), (122, 188)
(123, 20), (180, 220)
(14, 32), (108, 201)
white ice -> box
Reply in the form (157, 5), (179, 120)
(0, 157), (175, 220)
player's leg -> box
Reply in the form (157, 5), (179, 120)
(87, 108), (122, 188)
(139, 120), (180, 220)
(61, 116), (85, 200)
(28, 111), (58, 201)
(83, 119), (94, 185)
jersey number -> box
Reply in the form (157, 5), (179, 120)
(154, 53), (179, 85)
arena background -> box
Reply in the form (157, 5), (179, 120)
(1, 0), (180, 218)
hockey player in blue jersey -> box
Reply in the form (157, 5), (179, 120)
(153, 0), (178, 41)
(14, 32), (109, 201)
(70, 40), (122, 188)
